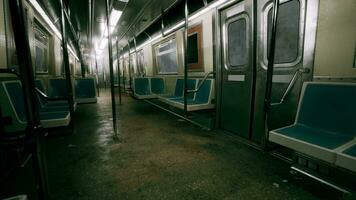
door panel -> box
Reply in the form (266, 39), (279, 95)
(219, 1), (254, 139)
(252, 0), (313, 143)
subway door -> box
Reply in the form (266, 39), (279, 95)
(252, 0), (315, 143)
(219, 1), (254, 139)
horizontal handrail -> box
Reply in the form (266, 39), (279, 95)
(35, 88), (68, 101)
(271, 68), (310, 106)
(187, 71), (215, 93)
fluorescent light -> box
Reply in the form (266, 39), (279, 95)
(99, 38), (108, 49)
(28, 0), (79, 61)
(110, 10), (122, 27)
(163, 21), (184, 35)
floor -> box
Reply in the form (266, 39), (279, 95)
(44, 90), (353, 200)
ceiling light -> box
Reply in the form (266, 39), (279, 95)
(110, 10), (123, 27)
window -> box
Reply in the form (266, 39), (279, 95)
(227, 18), (248, 68)
(34, 22), (50, 73)
(187, 24), (203, 71)
(267, 0), (300, 64)
(155, 38), (178, 74)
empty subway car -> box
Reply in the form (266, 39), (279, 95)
(1, 0), (355, 199)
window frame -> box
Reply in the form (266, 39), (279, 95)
(154, 37), (179, 75)
(223, 13), (250, 71)
(261, 0), (305, 70)
(34, 21), (50, 74)
(187, 23), (204, 71)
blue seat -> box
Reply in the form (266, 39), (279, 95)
(150, 77), (165, 95)
(160, 79), (214, 111)
(1, 81), (70, 130)
(269, 82), (356, 163)
(336, 142), (356, 173)
(74, 78), (97, 103)
(133, 77), (156, 99)
(35, 79), (72, 111)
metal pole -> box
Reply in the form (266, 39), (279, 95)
(105, 0), (118, 138)
(264, 0), (279, 145)
(127, 42), (132, 90)
(95, 53), (100, 96)
(59, 0), (75, 131)
(80, 59), (86, 78)
(122, 52), (126, 93)
(183, 0), (189, 116)
(0, 105), (4, 134)
(133, 36), (140, 76)
(8, 0), (49, 198)
(116, 39), (122, 105)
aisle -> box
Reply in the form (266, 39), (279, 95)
(44, 90), (334, 200)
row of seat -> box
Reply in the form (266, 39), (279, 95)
(133, 77), (214, 111)
(269, 82), (356, 173)
(39, 78), (97, 104)
(0, 77), (97, 132)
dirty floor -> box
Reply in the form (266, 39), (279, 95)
(44, 90), (352, 200)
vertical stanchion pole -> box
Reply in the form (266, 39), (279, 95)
(122, 49), (126, 93)
(264, 0), (279, 146)
(127, 42), (132, 90)
(183, 0), (189, 116)
(59, 0), (75, 131)
(95, 53), (100, 97)
(116, 39), (122, 105)
(105, 0), (118, 138)
(8, 0), (49, 198)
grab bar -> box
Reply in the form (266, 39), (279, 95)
(35, 88), (68, 101)
(187, 71), (215, 93)
(271, 68), (310, 106)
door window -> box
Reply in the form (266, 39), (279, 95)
(227, 16), (248, 69)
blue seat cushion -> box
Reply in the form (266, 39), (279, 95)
(275, 124), (353, 149)
(40, 112), (69, 120)
(343, 144), (356, 157)
(134, 78), (150, 95)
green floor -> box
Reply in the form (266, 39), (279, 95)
(44, 90), (352, 200)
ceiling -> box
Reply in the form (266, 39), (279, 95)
(38, 0), (211, 63)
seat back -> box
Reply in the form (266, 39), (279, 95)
(174, 79), (196, 99)
(151, 77), (165, 94)
(296, 82), (356, 138)
(134, 78), (150, 95)
(35, 79), (45, 92)
(48, 78), (67, 98)
(174, 79), (184, 97)
(75, 78), (96, 98)
(195, 79), (212, 103)
(2, 81), (27, 122)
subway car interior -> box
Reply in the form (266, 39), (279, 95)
(0, 0), (355, 199)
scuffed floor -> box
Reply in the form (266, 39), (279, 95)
(44, 90), (351, 200)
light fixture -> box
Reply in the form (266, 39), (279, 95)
(28, 0), (80, 61)
(136, 0), (229, 51)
